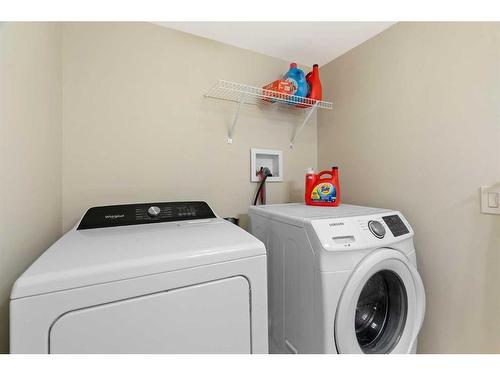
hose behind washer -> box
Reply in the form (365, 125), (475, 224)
(253, 167), (272, 205)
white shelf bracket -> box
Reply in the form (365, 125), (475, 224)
(228, 94), (246, 144)
(290, 103), (318, 149)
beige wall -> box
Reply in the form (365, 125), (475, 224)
(319, 22), (500, 353)
(61, 22), (317, 231)
(0, 23), (62, 353)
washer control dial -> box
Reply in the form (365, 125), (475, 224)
(147, 206), (161, 218)
(368, 220), (386, 239)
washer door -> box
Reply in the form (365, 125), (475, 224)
(335, 248), (425, 354)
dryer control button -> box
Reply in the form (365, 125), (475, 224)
(368, 220), (386, 239)
(147, 206), (161, 218)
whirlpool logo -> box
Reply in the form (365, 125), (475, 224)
(329, 222), (344, 227)
(105, 214), (125, 220)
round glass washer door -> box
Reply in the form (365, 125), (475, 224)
(334, 249), (425, 354)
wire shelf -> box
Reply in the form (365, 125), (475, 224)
(205, 79), (332, 147)
(205, 80), (333, 110)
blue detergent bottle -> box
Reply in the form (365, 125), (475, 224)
(283, 63), (309, 99)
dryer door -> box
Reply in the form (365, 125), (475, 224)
(49, 276), (251, 353)
(335, 248), (425, 354)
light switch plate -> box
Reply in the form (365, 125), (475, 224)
(480, 186), (500, 214)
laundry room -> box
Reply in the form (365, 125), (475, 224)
(1, 1), (500, 369)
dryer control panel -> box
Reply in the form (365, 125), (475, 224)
(310, 212), (413, 251)
(77, 201), (217, 230)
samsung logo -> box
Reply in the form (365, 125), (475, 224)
(329, 222), (344, 227)
(105, 214), (125, 220)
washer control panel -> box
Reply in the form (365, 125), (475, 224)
(77, 201), (216, 230)
(310, 211), (412, 251)
(382, 214), (410, 237)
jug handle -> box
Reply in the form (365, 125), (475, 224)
(318, 171), (332, 179)
(318, 167), (337, 179)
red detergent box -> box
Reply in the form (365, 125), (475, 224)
(262, 80), (294, 102)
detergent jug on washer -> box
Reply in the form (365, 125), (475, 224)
(305, 167), (340, 206)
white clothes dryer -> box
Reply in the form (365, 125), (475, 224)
(11, 201), (268, 354)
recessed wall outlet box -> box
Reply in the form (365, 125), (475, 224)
(251, 148), (283, 182)
(480, 186), (500, 214)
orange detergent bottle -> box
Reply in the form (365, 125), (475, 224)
(305, 167), (340, 206)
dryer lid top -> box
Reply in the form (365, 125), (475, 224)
(249, 203), (391, 227)
(11, 203), (265, 299)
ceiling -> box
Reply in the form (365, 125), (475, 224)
(158, 22), (395, 67)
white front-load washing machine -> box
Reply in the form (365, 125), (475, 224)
(249, 203), (425, 354)
(10, 201), (268, 354)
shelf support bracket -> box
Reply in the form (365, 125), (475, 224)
(228, 94), (246, 144)
(290, 103), (318, 149)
